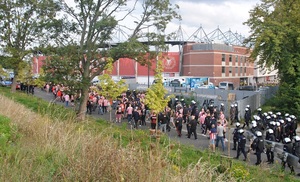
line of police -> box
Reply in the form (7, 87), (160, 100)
(231, 104), (299, 174)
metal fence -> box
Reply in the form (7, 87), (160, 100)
(129, 83), (279, 120)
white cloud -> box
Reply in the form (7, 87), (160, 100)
(166, 0), (261, 38)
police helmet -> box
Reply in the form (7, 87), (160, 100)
(257, 108), (262, 111)
(286, 118), (292, 122)
(279, 119), (284, 124)
(234, 103), (238, 107)
(231, 104), (234, 107)
(268, 129), (274, 134)
(263, 112), (268, 116)
(236, 122), (241, 127)
(272, 114), (277, 119)
(256, 116), (261, 121)
(285, 113), (289, 117)
(175, 98), (178, 101)
(276, 122), (280, 126)
(268, 111), (273, 115)
(251, 120), (257, 125)
(276, 112), (281, 116)
(266, 116), (271, 120)
(294, 136), (300, 142)
(284, 137), (291, 143)
(246, 105), (250, 108)
(270, 121), (276, 126)
(253, 115), (258, 120)
(181, 99), (184, 101)
(238, 129), (244, 134)
(221, 103), (224, 106)
(290, 115), (295, 119)
(252, 123), (257, 127)
(245, 108), (249, 111)
(256, 131), (262, 137)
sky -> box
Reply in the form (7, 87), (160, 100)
(64, 0), (262, 45)
(166, 0), (261, 40)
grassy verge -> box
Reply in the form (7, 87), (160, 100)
(0, 87), (297, 181)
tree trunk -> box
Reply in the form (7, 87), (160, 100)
(77, 86), (89, 121)
(10, 73), (17, 93)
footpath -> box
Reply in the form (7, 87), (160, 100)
(33, 89), (299, 175)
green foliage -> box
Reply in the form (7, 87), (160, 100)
(95, 57), (128, 100)
(145, 58), (172, 113)
(244, 0), (300, 117)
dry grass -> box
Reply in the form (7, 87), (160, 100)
(0, 94), (236, 181)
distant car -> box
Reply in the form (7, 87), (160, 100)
(1, 80), (12, 87)
(238, 85), (257, 91)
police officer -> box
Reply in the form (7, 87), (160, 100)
(292, 136), (300, 160)
(250, 121), (258, 136)
(266, 129), (275, 164)
(282, 137), (294, 174)
(257, 108), (263, 119)
(234, 103), (239, 123)
(235, 129), (247, 161)
(230, 104), (235, 125)
(220, 103), (225, 112)
(251, 131), (264, 165)
(232, 122), (241, 150)
(290, 115), (297, 137)
(243, 107), (251, 129)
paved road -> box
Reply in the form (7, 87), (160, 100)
(33, 88), (300, 174)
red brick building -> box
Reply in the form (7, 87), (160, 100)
(181, 43), (254, 87)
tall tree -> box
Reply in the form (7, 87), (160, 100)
(43, 0), (180, 120)
(0, 0), (60, 92)
(244, 0), (300, 115)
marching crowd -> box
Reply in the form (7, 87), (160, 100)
(44, 83), (300, 174)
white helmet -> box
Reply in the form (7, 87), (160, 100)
(270, 121), (276, 126)
(268, 111), (273, 115)
(236, 122), (241, 127)
(231, 104), (234, 107)
(294, 136), (300, 142)
(252, 123), (257, 127)
(234, 103), (238, 107)
(276, 122), (280, 126)
(276, 112), (281, 116)
(279, 119), (284, 124)
(256, 116), (261, 121)
(268, 129), (274, 134)
(266, 116), (271, 120)
(245, 108), (249, 111)
(284, 137), (291, 143)
(246, 105), (250, 108)
(238, 129), (244, 134)
(253, 115), (258, 120)
(285, 113), (290, 117)
(256, 131), (262, 137)
(263, 112), (268, 116)
(258, 108), (262, 111)
(290, 115), (295, 119)
(286, 118), (292, 122)
(251, 120), (257, 125)
(221, 103), (224, 106)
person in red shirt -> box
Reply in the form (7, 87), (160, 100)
(150, 111), (157, 130)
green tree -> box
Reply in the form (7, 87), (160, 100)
(93, 58), (128, 121)
(244, 0), (300, 116)
(0, 0), (60, 92)
(42, 0), (180, 120)
(144, 57), (173, 131)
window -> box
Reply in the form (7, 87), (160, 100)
(235, 55), (238, 63)
(235, 67), (238, 74)
(229, 55), (232, 62)
(244, 67), (246, 74)
(222, 66), (225, 73)
(240, 67), (243, 73)
(229, 67), (232, 73)
(222, 54), (225, 62)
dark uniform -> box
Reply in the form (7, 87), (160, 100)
(188, 117), (198, 139)
(282, 138), (294, 174)
(235, 129), (247, 161)
(232, 123), (240, 150)
(251, 132), (264, 165)
(265, 130), (275, 164)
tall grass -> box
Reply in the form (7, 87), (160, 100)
(0, 88), (297, 181)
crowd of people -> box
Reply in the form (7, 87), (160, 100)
(42, 84), (300, 174)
